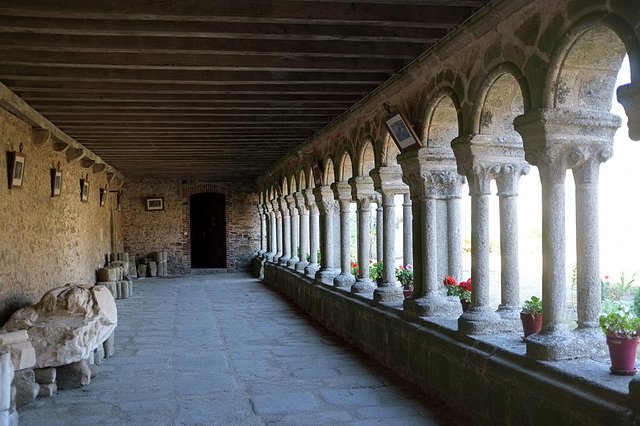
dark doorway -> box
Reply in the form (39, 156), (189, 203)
(190, 193), (226, 268)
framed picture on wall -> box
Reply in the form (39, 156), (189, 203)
(99, 186), (107, 206)
(146, 197), (164, 211)
(9, 152), (26, 189)
(51, 169), (63, 197)
(81, 179), (89, 202)
(384, 111), (422, 153)
(311, 161), (323, 186)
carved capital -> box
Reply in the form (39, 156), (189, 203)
(294, 191), (308, 214)
(370, 166), (409, 196)
(617, 82), (640, 140)
(313, 185), (339, 215)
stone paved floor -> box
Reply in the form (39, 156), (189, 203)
(18, 273), (465, 426)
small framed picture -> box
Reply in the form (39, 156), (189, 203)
(311, 161), (323, 186)
(146, 197), (164, 211)
(81, 179), (90, 202)
(51, 169), (63, 197)
(9, 152), (26, 189)
(384, 111), (422, 153)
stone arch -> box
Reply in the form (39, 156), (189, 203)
(323, 156), (336, 185)
(545, 16), (636, 111)
(422, 88), (463, 148)
(336, 150), (354, 182)
(472, 64), (529, 143)
(355, 137), (376, 176)
(288, 174), (297, 194)
(281, 176), (288, 196)
(381, 133), (401, 166)
(298, 168), (307, 191)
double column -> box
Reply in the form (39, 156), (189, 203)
(278, 197), (291, 266)
(294, 191), (310, 272)
(370, 166), (407, 302)
(265, 201), (277, 262)
(514, 108), (620, 360)
(397, 147), (463, 318)
(332, 181), (356, 289)
(314, 185), (340, 285)
(286, 195), (300, 268)
(257, 203), (267, 258)
(453, 135), (528, 333)
(349, 176), (378, 293)
(304, 188), (320, 277)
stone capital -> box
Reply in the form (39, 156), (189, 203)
(270, 199), (281, 217)
(348, 175), (378, 203)
(278, 197), (290, 216)
(303, 188), (317, 209)
(617, 81), (640, 140)
(370, 166), (409, 196)
(285, 194), (297, 212)
(330, 180), (352, 203)
(397, 146), (464, 200)
(294, 192), (308, 213)
(513, 108), (619, 174)
(313, 185), (339, 215)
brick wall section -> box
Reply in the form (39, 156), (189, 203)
(0, 108), (121, 323)
(122, 179), (260, 274)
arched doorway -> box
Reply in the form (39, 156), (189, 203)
(190, 193), (227, 268)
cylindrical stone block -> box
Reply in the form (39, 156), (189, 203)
(122, 252), (129, 261)
(110, 252), (118, 264)
(163, 262), (168, 276)
(97, 281), (117, 298)
(154, 252), (162, 263)
(162, 252), (168, 262)
(103, 332), (115, 358)
(97, 267), (117, 282)
(0, 351), (12, 412)
(148, 261), (157, 277)
(116, 281), (122, 299)
(119, 281), (129, 299)
(127, 280), (133, 297)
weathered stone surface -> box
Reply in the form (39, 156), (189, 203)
(97, 281), (118, 299)
(148, 261), (158, 277)
(2, 285), (117, 368)
(33, 367), (56, 384)
(136, 263), (148, 279)
(37, 383), (56, 398)
(12, 369), (39, 407)
(0, 330), (36, 371)
(94, 345), (104, 365)
(103, 332), (115, 358)
(56, 360), (91, 390)
(97, 267), (118, 282)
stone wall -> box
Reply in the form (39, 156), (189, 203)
(122, 179), (259, 274)
(0, 108), (121, 324)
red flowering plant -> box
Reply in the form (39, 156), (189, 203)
(443, 276), (472, 302)
(396, 264), (413, 290)
(350, 261), (360, 276)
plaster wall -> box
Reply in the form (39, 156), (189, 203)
(0, 108), (120, 323)
(122, 179), (260, 274)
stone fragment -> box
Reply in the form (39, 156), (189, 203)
(94, 345), (104, 365)
(2, 285), (118, 368)
(12, 369), (39, 407)
(0, 331), (36, 371)
(148, 261), (157, 277)
(56, 360), (91, 390)
(37, 383), (56, 398)
(33, 367), (56, 385)
(136, 264), (148, 278)
(119, 281), (129, 299)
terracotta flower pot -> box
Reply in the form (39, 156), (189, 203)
(520, 312), (542, 338)
(606, 334), (638, 375)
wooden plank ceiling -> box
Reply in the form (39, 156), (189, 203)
(0, 0), (491, 182)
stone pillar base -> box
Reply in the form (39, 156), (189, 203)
(278, 255), (291, 266)
(304, 263), (319, 278)
(403, 294), (461, 319)
(315, 268), (338, 286)
(526, 327), (607, 361)
(458, 306), (513, 334)
(295, 260), (309, 273)
(373, 285), (404, 302)
(351, 277), (375, 293)
(333, 272), (355, 289)
(287, 256), (299, 269)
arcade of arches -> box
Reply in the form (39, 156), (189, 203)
(1, 0), (640, 425)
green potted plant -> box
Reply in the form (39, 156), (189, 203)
(396, 264), (413, 298)
(521, 296), (542, 338)
(599, 302), (640, 375)
(369, 260), (383, 285)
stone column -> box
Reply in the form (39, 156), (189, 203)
(397, 148), (461, 318)
(376, 204), (383, 262)
(257, 204), (267, 257)
(265, 202), (277, 262)
(371, 166), (407, 302)
(453, 134), (529, 333)
(332, 181), (356, 289)
(278, 197), (291, 266)
(294, 192), (309, 272)
(314, 185), (340, 285)
(617, 82), (640, 140)
(286, 195), (300, 268)
(446, 193), (462, 282)
(304, 189), (320, 277)
(403, 193), (413, 268)
(272, 199), (283, 264)
(514, 108), (619, 360)
(349, 175), (377, 293)
(495, 163), (529, 320)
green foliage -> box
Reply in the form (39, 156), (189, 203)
(522, 296), (542, 319)
(599, 302), (640, 338)
(601, 271), (638, 301)
(369, 260), (383, 280)
(395, 264), (413, 289)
